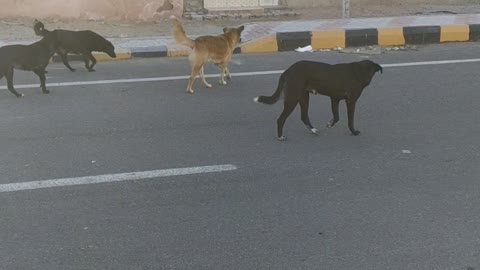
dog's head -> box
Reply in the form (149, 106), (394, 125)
(223, 25), (245, 44)
(33, 20), (47, 36)
(102, 40), (117, 58)
(373, 62), (383, 74)
(354, 60), (383, 87)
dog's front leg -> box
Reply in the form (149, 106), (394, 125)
(225, 67), (232, 81)
(346, 99), (360, 135)
(87, 53), (97, 72)
(327, 98), (340, 128)
(59, 52), (76, 72)
(82, 53), (97, 72)
(34, 69), (50, 94)
(82, 54), (91, 71)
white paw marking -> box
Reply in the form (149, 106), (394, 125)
(311, 128), (318, 134)
(253, 97), (259, 103)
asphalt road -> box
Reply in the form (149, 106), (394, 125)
(1, 43), (480, 270)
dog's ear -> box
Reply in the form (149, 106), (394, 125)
(238, 25), (245, 33)
(223, 27), (228, 33)
(376, 63), (383, 74)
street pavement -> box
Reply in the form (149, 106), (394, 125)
(1, 42), (480, 270)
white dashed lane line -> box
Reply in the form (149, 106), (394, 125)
(0, 164), (238, 193)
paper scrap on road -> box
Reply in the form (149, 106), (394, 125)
(295, 45), (314, 52)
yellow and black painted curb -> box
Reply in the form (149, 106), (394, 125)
(49, 24), (480, 63)
(235, 24), (479, 54)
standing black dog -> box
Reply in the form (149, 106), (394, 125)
(0, 33), (58, 97)
(254, 60), (383, 141)
(33, 20), (116, 72)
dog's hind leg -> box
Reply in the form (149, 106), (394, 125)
(199, 67), (212, 88)
(5, 68), (24, 97)
(346, 99), (360, 135)
(59, 52), (76, 72)
(299, 92), (318, 135)
(276, 100), (298, 141)
(327, 97), (341, 128)
(187, 64), (202, 94)
(33, 69), (50, 94)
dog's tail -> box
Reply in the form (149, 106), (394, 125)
(170, 16), (195, 49)
(254, 71), (288, 105)
(33, 20), (49, 36)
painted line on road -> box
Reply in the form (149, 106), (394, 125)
(0, 164), (238, 193)
(2, 58), (480, 90)
(0, 70), (284, 90)
(380, 58), (480, 68)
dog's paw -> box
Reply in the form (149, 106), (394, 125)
(219, 80), (227, 85)
(205, 84), (213, 88)
(277, 136), (287, 141)
(310, 128), (319, 135)
(253, 97), (259, 103)
(87, 68), (96, 72)
(326, 121), (337, 128)
(16, 93), (25, 98)
(186, 89), (194, 94)
(43, 90), (50, 94)
(351, 130), (361, 136)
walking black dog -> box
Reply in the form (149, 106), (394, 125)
(34, 20), (116, 72)
(0, 33), (58, 97)
(254, 60), (383, 141)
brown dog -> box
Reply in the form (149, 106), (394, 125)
(170, 16), (244, 94)
(254, 60), (383, 141)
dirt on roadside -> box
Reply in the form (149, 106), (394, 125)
(1, 3), (480, 41)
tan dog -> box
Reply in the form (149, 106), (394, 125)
(170, 16), (244, 94)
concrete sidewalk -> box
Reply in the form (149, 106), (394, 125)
(2, 13), (480, 61)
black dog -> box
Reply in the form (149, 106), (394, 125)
(254, 60), (383, 141)
(0, 34), (58, 97)
(33, 20), (116, 72)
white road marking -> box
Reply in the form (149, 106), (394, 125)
(0, 164), (238, 193)
(0, 70), (284, 90)
(2, 58), (480, 90)
(381, 58), (480, 68)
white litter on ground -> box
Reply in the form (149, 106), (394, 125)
(295, 45), (314, 52)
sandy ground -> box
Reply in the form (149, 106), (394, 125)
(1, 3), (480, 41)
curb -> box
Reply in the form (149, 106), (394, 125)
(239, 24), (477, 53)
(51, 24), (480, 63)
